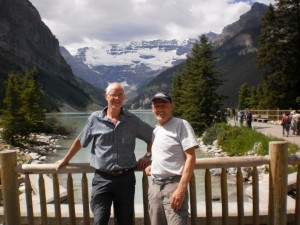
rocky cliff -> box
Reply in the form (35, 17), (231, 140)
(0, 0), (76, 82)
(0, 0), (103, 111)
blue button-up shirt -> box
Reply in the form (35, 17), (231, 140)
(78, 107), (153, 170)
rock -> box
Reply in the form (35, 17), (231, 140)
(210, 168), (222, 176)
(212, 196), (220, 201)
(39, 156), (47, 161)
(288, 172), (298, 192)
(228, 168), (237, 175)
(31, 160), (42, 164)
(19, 185), (26, 194)
(212, 140), (218, 146)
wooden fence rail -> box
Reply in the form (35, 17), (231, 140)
(248, 109), (295, 121)
(0, 141), (299, 225)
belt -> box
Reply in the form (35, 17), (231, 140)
(153, 175), (181, 185)
(96, 168), (132, 177)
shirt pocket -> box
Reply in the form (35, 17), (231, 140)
(120, 132), (135, 148)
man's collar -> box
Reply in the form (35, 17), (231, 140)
(100, 107), (132, 118)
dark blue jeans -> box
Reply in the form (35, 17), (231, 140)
(90, 170), (136, 225)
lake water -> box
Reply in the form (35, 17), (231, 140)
(46, 111), (247, 206)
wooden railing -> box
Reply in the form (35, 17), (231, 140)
(0, 141), (299, 225)
(249, 109), (295, 121)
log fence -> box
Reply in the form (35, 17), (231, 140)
(0, 141), (299, 225)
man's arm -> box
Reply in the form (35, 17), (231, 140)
(56, 138), (82, 170)
(137, 141), (152, 170)
(171, 146), (196, 211)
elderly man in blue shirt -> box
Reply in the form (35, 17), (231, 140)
(56, 82), (153, 225)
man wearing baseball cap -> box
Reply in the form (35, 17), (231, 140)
(145, 92), (198, 225)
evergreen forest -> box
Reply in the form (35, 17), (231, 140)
(237, 0), (300, 109)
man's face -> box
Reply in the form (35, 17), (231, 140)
(105, 85), (125, 110)
(151, 99), (173, 125)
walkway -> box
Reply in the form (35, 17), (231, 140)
(229, 120), (300, 147)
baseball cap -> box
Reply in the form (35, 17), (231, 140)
(151, 92), (172, 103)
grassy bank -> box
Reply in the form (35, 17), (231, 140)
(202, 123), (299, 156)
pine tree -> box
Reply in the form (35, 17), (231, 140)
(172, 35), (225, 135)
(249, 87), (259, 109)
(257, 1), (300, 108)
(20, 68), (46, 133)
(0, 74), (29, 145)
(172, 70), (184, 117)
(0, 79), (5, 112)
(237, 83), (251, 110)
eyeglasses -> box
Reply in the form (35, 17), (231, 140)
(107, 93), (124, 99)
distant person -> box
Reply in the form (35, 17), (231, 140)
(145, 92), (198, 225)
(281, 112), (291, 137)
(291, 110), (300, 135)
(297, 117), (300, 136)
(56, 82), (153, 225)
(245, 108), (253, 128)
(238, 110), (245, 126)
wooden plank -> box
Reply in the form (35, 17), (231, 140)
(269, 141), (288, 225)
(67, 174), (76, 225)
(81, 173), (90, 225)
(205, 169), (213, 225)
(53, 174), (62, 225)
(189, 174), (197, 225)
(236, 167), (244, 225)
(221, 168), (229, 225)
(38, 174), (48, 225)
(252, 166), (259, 225)
(25, 174), (34, 225)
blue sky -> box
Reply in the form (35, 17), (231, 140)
(29, 0), (275, 54)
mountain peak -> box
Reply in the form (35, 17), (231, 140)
(62, 39), (196, 91)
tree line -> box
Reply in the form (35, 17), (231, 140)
(238, 0), (300, 110)
(0, 68), (46, 145)
(1, 0), (298, 140)
(171, 0), (300, 135)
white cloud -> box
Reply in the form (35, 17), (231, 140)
(29, 0), (275, 52)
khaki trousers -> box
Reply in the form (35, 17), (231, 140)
(148, 176), (189, 225)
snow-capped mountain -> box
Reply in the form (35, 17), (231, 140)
(80, 39), (192, 69)
(61, 39), (196, 98)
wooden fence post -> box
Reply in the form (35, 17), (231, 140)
(142, 172), (150, 225)
(0, 150), (21, 225)
(268, 141), (288, 225)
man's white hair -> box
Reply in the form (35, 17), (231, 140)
(105, 82), (124, 94)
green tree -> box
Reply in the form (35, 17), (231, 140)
(171, 35), (225, 135)
(0, 79), (5, 112)
(248, 87), (259, 109)
(0, 74), (29, 145)
(255, 85), (264, 109)
(172, 70), (184, 117)
(237, 83), (251, 110)
(257, 1), (300, 108)
(20, 68), (46, 133)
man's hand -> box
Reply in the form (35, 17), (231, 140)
(144, 165), (151, 176)
(55, 138), (81, 170)
(137, 154), (151, 170)
(171, 187), (185, 211)
(55, 159), (68, 170)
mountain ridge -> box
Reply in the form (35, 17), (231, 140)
(62, 39), (197, 95)
(127, 2), (268, 108)
(0, 0), (105, 111)
(0, 0), (268, 111)
(62, 2), (268, 109)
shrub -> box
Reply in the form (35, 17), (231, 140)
(42, 115), (75, 135)
(202, 123), (299, 156)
